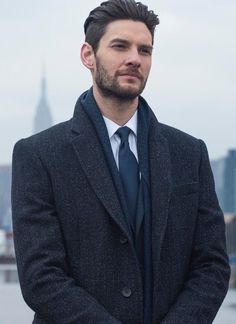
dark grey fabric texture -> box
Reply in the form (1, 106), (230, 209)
(12, 89), (230, 324)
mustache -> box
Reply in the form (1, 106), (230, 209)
(116, 69), (142, 79)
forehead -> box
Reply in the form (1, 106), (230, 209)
(100, 19), (153, 46)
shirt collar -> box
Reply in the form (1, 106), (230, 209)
(103, 110), (138, 139)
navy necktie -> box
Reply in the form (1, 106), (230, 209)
(116, 126), (140, 231)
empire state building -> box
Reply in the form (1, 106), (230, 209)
(33, 74), (53, 134)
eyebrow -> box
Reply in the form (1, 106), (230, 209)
(109, 38), (153, 50)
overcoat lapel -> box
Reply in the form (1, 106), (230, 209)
(70, 100), (131, 239)
(149, 117), (172, 302)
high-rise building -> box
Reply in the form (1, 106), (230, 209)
(33, 73), (53, 134)
(211, 158), (225, 209)
(0, 166), (11, 229)
(222, 149), (236, 213)
(211, 150), (236, 213)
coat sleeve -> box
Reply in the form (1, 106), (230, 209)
(11, 139), (122, 324)
(161, 140), (230, 324)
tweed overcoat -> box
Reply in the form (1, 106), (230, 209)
(12, 91), (230, 324)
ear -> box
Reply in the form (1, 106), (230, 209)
(80, 42), (95, 70)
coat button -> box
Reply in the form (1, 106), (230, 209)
(122, 287), (132, 298)
(120, 237), (128, 244)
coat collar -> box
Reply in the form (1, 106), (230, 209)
(71, 89), (132, 239)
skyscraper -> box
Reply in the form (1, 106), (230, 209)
(0, 165), (11, 229)
(222, 149), (236, 213)
(33, 73), (53, 134)
(211, 158), (225, 209)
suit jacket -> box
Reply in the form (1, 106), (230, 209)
(12, 90), (230, 324)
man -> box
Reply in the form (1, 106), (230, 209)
(12, 1), (230, 323)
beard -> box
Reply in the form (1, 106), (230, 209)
(94, 57), (148, 102)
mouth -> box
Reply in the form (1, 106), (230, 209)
(118, 70), (142, 80)
(118, 73), (142, 81)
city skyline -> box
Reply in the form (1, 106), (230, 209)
(1, 0), (236, 164)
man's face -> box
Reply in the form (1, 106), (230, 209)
(93, 19), (153, 101)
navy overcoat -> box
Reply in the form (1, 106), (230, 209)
(12, 91), (230, 323)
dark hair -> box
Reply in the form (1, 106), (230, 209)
(84, 0), (159, 53)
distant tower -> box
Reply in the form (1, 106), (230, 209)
(33, 72), (53, 134)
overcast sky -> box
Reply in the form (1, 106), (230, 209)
(1, 0), (235, 164)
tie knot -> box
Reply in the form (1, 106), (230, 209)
(116, 126), (131, 143)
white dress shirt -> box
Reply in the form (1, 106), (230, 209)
(103, 111), (138, 170)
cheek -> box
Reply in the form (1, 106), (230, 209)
(107, 58), (122, 71)
(144, 61), (152, 76)
(101, 60), (118, 75)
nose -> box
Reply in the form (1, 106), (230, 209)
(125, 48), (141, 68)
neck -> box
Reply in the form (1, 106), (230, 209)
(93, 85), (138, 126)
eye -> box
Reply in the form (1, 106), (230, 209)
(111, 43), (127, 50)
(139, 47), (152, 56)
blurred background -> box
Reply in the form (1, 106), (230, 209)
(0, 0), (235, 323)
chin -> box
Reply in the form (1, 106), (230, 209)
(119, 83), (141, 93)
(115, 89), (142, 101)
